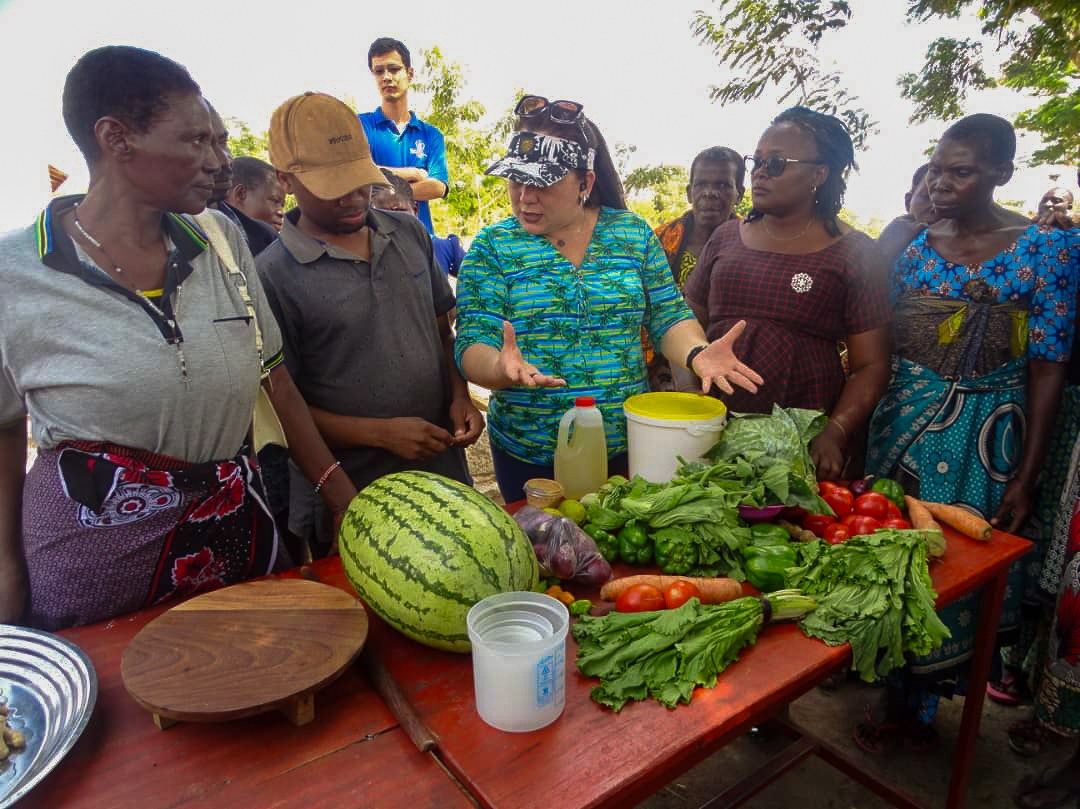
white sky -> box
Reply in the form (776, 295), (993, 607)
(0, 0), (1073, 233)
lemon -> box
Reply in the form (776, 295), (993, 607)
(543, 507), (563, 517)
(558, 498), (587, 525)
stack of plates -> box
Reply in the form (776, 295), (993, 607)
(0, 626), (97, 808)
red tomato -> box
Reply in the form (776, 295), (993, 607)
(821, 486), (854, 518)
(885, 500), (903, 520)
(881, 518), (913, 530)
(802, 513), (837, 538)
(615, 584), (665, 613)
(853, 492), (890, 520)
(663, 580), (702, 610)
(846, 515), (883, 536)
(823, 524), (851, 544)
(818, 481), (840, 495)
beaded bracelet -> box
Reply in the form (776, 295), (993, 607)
(313, 460), (342, 495)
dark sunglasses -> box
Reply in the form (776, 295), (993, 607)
(515, 95), (586, 128)
(745, 155), (824, 178)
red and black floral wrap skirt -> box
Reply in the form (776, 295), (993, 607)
(22, 441), (288, 630)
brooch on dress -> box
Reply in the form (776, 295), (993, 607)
(791, 273), (813, 294)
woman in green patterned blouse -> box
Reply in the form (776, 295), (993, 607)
(454, 97), (761, 501)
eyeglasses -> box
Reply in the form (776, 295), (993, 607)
(515, 95), (587, 134)
(744, 155), (824, 178)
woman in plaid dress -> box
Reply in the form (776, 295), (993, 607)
(684, 107), (891, 481)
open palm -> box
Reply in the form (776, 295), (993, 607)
(499, 321), (567, 388)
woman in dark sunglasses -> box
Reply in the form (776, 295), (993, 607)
(453, 95), (762, 502)
(683, 105), (891, 482)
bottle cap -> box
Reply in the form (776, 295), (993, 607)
(574, 396), (595, 407)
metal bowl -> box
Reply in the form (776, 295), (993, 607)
(0, 626), (97, 808)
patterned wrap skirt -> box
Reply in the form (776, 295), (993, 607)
(22, 441), (288, 630)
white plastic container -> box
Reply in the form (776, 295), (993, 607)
(554, 396), (607, 499)
(623, 392), (728, 483)
(467, 591), (569, 733)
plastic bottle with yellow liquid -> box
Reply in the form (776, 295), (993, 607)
(554, 396), (608, 500)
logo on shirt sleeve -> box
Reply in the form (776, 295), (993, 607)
(410, 140), (426, 160)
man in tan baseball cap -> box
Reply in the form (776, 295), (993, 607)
(257, 91), (483, 556)
(268, 91), (386, 200)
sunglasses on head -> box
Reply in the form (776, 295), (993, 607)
(515, 95), (587, 131)
(744, 155), (824, 178)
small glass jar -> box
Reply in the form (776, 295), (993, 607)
(524, 478), (564, 509)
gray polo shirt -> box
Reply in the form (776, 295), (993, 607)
(0, 197), (283, 463)
(257, 208), (468, 524)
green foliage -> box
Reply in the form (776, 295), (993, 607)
(226, 119), (270, 161)
(413, 47), (515, 238)
(625, 164), (690, 227)
(693, 0), (1080, 164)
(691, 0), (876, 150)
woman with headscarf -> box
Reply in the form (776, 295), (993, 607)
(0, 46), (356, 630)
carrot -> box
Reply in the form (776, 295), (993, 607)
(904, 496), (942, 533)
(917, 499), (993, 541)
(599, 575), (742, 604)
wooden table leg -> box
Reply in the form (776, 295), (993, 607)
(946, 569), (1007, 809)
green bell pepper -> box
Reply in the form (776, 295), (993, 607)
(652, 527), (699, 575)
(741, 542), (796, 592)
(750, 523), (791, 546)
(744, 555), (789, 593)
(871, 478), (906, 510)
(617, 522), (654, 566)
(583, 523), (619, 563)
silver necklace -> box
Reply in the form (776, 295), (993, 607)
(72, 203), (122, 273)
(761, 216), (815, 242)
(73, 203), (189, 386)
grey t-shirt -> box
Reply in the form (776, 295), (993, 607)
(257, 208), (469, 540)
(0, 199), (283, 463)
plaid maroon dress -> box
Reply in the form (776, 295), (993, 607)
(684, 220), (890, 413)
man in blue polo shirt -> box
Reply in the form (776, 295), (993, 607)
(358, 37), (448, 234)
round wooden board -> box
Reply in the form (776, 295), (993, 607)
(121, 579), (368, 724)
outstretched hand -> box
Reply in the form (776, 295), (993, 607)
(691, 320), (764, 396)
(499, 321), (567, 388)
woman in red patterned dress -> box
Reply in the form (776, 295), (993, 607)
(684, 107), (891, 480)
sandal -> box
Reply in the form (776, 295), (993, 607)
(989, 673), (1030, 706)
(1009, 719), (1058, 758)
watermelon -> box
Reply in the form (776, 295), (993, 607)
(339, 471), (539, 652)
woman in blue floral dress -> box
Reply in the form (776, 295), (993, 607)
(860, 113), (1079, 751)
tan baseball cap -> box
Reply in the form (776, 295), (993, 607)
(268, 92), (387, 200)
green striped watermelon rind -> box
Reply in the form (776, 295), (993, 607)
(339, 471), (539, 653)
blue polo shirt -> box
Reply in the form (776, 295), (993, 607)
(358, 108), (449, 234)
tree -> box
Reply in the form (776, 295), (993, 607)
(227, 120), (269, 161)
(692, 0), (1080, 164)
(413, 48), (516, 238)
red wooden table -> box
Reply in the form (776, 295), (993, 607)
(21, 596), (475, 809)
(358, 526), (1030, 809)
(23, 527), (1026, 809)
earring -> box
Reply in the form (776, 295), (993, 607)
(578, 194), (587, 206)
(810, 184), (817, 194)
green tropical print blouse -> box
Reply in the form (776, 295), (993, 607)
(454, 206), (694, 464)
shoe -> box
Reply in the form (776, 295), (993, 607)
(1008, 719), (1057, 758)
(989, 673), (1029, 706)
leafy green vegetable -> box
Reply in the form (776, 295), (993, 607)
(703, 405), (833, 514)
(788, 529), (950, 682)
(572, 591), (817, 711)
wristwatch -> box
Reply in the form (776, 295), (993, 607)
(685, 344), (709, 374)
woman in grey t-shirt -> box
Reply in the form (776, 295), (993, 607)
(0, 46), (356, 629)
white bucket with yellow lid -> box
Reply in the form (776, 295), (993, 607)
(623, 393), (728, 483)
